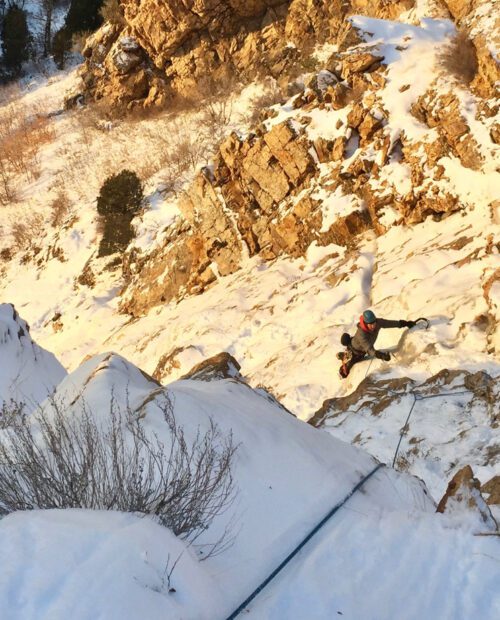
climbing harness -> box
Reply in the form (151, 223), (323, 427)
(224, 462), (385, 620)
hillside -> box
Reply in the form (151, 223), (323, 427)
(0, 324), (498, 618)
(0, 0), (499, 616)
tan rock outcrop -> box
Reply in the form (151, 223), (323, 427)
(180, 351), (242, 381)
(341, 51), (384, 80)
(411, 91), (483, 170)
(76, 0), (415, 109)
(104, 0), (495, 319)
(482, 476), (500, 505)
(437, 465), (498, 530)
(440, 0), (500, 99)
(120, 119), (320, 315)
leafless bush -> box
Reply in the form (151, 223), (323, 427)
(0, 396), (238, 551)
(0, 83), (21, 106)
(72, 30), (92, 55)
(10, 213), (45, 251)
(0, 247), (13, 262)
(50, 191), (72, 227)
(246, 80), (285, 126)
(0, 103), (55, 183)
(0, 158), (16, 205)
(0, 400), (25, 429)
(100, 0), (126, 25)
(159, 120), (208, 177)
(440, 28), (478, 85)
(196, 71), (240, 105)
(200, 99), (233, 145)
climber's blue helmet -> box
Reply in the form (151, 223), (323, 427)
(363, 309), (377, 324)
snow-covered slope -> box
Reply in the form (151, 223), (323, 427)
(0, 3), (499, 616)
(0, 348), (497, 619)
(0, 303), (66, 410)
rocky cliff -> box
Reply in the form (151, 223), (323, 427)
(77, 0), (417, 108)
(113, 1), (499, 316)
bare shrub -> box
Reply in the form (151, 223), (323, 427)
(50, 191), (72, 227)
(100, 0), (126, 25)
(159, 120), (208, 179)
(200, 99), (233, 145)
(0, 400), (25, 429)
(0, 82), (21, 106)
(0, 247), (13, 262)
(0, 158), (16, 205)
(440, 29), (478, 85)
(0, 396), (237, 552)
(10, 213), (45, 251)
(196, 70), (240, 105)
(246, 80), (285, 126)
(71, 30), (92, 55)
(0, 103), (56, 183)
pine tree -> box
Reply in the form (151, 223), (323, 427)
(96, 170), (144, 257)
(52, 0), (103, 68)
(52, 26), (71, 69)
(40, 0), (56, 56)
(1, 3), (31, 75)
(64, 0), (104, 37)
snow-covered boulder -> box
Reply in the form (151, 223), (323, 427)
(0, 509), (223, 620)
(0, 304), (66, 412)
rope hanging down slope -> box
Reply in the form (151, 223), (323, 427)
(224, 462), (385, 620)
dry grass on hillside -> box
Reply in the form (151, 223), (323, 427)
(0, 100), (56, 204)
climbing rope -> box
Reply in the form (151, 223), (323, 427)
(391, 389), (471, 468)
(224, 462), (385, 620)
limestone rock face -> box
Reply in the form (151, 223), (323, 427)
(411, 91), (483, 170)
(179, 351), (243, 381)
(120, 119), (324, 315)
(78, 0), (291, 108)
(437, 465), (498, 530)
(310, 370), (499, 498)
(76, 0), (415, 109)
(441, 0), (500, 99)
(84, 0), (497, 322)
(482, 476), (500, 505)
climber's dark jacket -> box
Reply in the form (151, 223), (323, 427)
(350, 316), (403, 356)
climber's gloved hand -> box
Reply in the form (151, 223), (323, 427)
(375, 350), (391, 361)
(399, 320), (417, 328)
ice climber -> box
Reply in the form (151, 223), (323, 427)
(337, 310), (417, 379)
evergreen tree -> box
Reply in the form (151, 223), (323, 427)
(52, 26), (70, 69)
(96, 170), (144, 257)
(1, 3), (31, 75)
(52, 0), (103, 68)
(65, 0), (103, 37)
(40, 0), (56, 56)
